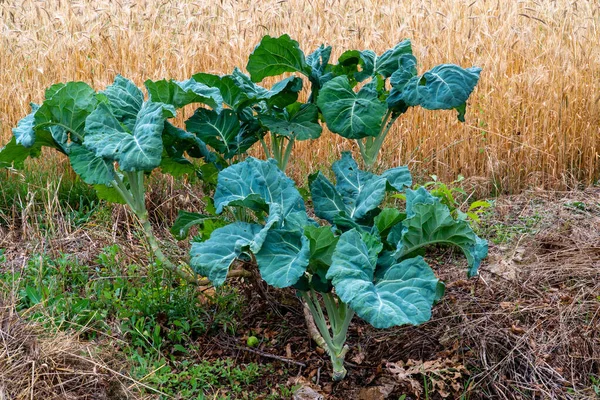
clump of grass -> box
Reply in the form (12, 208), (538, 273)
(0, 164), (99, 230)
(0, 292), (131, 399)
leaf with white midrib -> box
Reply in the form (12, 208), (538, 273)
(328, 229), (440, 328)
(84, 100), (175, 172)
(213, 157), (307, 229)
(332, 152), (387, 220)
(317, 76), (387, 139)
(255, 229), (310, 288)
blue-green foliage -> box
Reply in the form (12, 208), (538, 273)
(190, 158), (312, 288)
(245, 34), (481, 166)
(191, 154), (487, 329)
(0, 76), (221, 206)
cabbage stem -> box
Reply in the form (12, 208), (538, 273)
(300, 290), (354, 381)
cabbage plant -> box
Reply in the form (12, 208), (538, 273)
(0, 76), (229, 282)
(0, 61), (323, 279)
(246, 35), (481, 168)
(189, 153), (487, 380)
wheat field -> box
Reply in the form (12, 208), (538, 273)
(1, 0), (599, 193)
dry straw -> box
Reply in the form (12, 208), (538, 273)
(1, 0), (599, 193)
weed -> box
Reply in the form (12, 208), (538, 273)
(590, 375), (600, 397)
(480, 209), (542, 245)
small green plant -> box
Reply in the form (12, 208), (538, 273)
(590, 375), (600, 397)
(485, 212), (541, 245)
(398, 175), (491, 223)
(190, 154), (487, 380)
(130, 357), (271, 399)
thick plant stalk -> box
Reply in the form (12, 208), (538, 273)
(300, 290), (354, 381)
(303, 303), (328, 349)
(139, 213), (252, 285)
(358, 110), (400, 169)
(112, 171), (251, 286)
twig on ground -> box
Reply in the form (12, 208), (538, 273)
(220, 340), (306, 367)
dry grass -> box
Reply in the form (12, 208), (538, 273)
(0, 294), (136, 399)
(1, 0), (599, 193)
(364, 189), (600, 399)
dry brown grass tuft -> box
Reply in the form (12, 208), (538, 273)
(1, 0), (599, 193)
(0, 295), (136, 399)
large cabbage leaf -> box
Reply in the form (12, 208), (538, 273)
(317, 76), (387, 139)
(9, 82), (99, 152)
(161, 122), (216, 166)
(230, 69), (303, 109)
(192, 73), (244, 109)
(191, 204), (281, 284)
(213, 157), (307, 228)
(68, 144), (114, 185)
(0, 104), (67, 168)
(306, 44), (333, 87)
(395, 195), (488, 277)
(103, 75), (144, 131)
(327, 229), (441, 328)
(258, 103), (322, 141)
(185, 108), (249, 159)
(84, 100), (175, 172)
(145, 78), (223, 112)
(0, 84), (113, 180)
(335, 40), (413, 83)
(246, 34), (311, 82)
(332, 152), (388, 219)
(245, 35), (334, 96)
(34, 82), (99, 146)
(190, 222), (264, 286)
(310, 152), (412, 224)
(255, 229), (310, 288)
(388, 64), (482, 121)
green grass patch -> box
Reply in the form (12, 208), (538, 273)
(0, 164), (99, 227)
(0, 245), (289, 398)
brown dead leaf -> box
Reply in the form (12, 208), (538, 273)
(499, 301), (513, 309)
(511, 324), (526, 334)
(289, 376), (324, 400)
(357, 383), (396, 400)
(352, 350), (366, 365)
(447, 279), (470, 288)
(386, 357), (469, 399)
